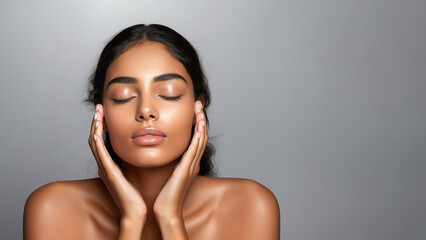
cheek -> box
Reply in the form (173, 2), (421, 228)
(162, 104), (195, 154)
(103, 107), (131, 145)
(102, 101), (195, 165)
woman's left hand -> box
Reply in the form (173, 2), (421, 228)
(153, 100), (208, 231)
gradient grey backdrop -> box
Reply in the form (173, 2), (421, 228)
(1, 0), (425, 239)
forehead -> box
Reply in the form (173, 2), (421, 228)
(105, 41), (192, 86)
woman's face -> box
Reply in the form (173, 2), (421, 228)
(102, 41), (195, 167)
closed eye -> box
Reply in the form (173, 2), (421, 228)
(160, 95), (181, 101)
(112, 97), (134, 104)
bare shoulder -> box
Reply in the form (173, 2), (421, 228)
(197, 176), (280, 212)
(24, 178), (105, 214)
(195, 176), (280, 239)
(25, 178), (104, 202)
(222, 177), (279, 206)
(24, 178), (117, 240)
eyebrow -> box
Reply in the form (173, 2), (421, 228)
(106, 73), (187, 88)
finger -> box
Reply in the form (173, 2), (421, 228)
(89, 105), (102, 164)
(93, 122), (120, 177)
(180, 125), (201, 172)
(190, 102), (207, 173)
(191, 116), (207, 174)
(89, 104), (102, 140)
(197, 118), (209, 169)
(95, 110), (108, 171)
(90, 104), (110, 178)
(178, 101), (203, 171)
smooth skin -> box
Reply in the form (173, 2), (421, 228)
(24, 42), (280, 240)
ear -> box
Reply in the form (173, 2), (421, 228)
(192, 97), (206, 125)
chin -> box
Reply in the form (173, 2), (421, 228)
(123, 158), (181, 168)
(116, 147), (184, 168)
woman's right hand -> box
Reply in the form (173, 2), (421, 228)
(88, 104), (146, 237)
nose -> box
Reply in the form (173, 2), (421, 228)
(136, 99), (159, 121)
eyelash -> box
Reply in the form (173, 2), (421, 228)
(160, 95), (181, 101)
(112, 95), (181, 104)
(112, 98), (132, 104)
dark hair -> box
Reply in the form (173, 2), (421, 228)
(85, 24), (215, 176)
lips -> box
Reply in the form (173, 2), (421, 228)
(131, 128), (166, 146)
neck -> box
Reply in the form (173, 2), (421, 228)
(121, 159), (179, 215)
(121, 159), (180, 239)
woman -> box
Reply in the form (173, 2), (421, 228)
(24, 24), (280, 240)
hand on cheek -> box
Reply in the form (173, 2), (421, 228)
(89, 104), (147, 223)
(153, 100), (208, 221)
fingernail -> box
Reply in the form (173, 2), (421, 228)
(198, 122), (203, 131)
(96, 105), (99, 111)
(202, 121), (205, 126)
(198, 102), (203, 110)
(201, 113), (204, 120)
(96, 121), (99, 128)
(94, 134), (97, 141)
(94, 113), (97, 120)
(198, 131), (201, 139)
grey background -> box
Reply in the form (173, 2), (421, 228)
(1, 0), (425, 239)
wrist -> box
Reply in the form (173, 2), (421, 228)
(156, 215), (188, 240)
(156, 214), (182, 226)
(121, 214), (145, 225)
(118, 217), (145, 240)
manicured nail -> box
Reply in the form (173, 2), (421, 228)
(94, 113), (97, 120)
(96, 121), (99, 128)
(96, 105), (100, 111)
(94, 134), (97, 141)
(198, 102), (203, 110)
